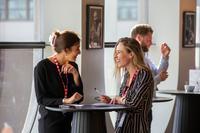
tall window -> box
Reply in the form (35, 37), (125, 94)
(0, 0), (34, 21)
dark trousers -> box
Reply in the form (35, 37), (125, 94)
(39, 111), (72, 133)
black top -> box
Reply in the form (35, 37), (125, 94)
(34, 58), (83, 107)
(34, 58), (83, 133)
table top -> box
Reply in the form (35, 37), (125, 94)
(45, 103), (130, 113)
(153, 96), (173, 102)
(158, 90), (200, 95)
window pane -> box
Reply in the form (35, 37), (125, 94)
(29, 0), (34, 20)
(0, 10), (6, 20)
(8, 0), (26, 9)
(0, 0), (5, 9)
(117, 0), (138, 21)
(0, 0), (6, 20)
(8, 9), (26, 20)
(105, 0), (147, 42)
(8, 0), (26, 20)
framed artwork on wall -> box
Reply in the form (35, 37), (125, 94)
(86, 5), (104, 49)
(183, 11), (196, 48)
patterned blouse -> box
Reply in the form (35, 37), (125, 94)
(115, 68), (154, 133)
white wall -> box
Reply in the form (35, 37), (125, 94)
(42, 0), (82, 42)
(148, 0), (180, 132)
(42, 0), (82, 66)
(0, 22), (35, 41)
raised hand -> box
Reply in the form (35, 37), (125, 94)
(62, 63), (78, 76)
(161, 43), (171, 58)
(62, 63), (80, 86)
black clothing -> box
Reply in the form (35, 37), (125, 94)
(34, 58), (83, 133)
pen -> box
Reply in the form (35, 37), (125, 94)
(94, 88), (104, 95)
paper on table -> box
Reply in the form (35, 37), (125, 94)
(60, 104), (84, 108)
(92, 103), (113, 107)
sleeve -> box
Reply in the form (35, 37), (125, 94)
(74, 74), (84, 103)
(157, 56), (169, 72)
(146, 56), (169, 86)
(125, 70), (153, 110)
(34, 63), (63, 106)
(72, 62), (84, 103)
(154, 56), (169, 87)
(154, 75), (161, 87)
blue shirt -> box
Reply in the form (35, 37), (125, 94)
(144, 53), (169, 94)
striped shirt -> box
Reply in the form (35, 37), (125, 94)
(115, 68), (154, 133)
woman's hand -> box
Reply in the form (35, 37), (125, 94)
(63, 92), (83, 104)
(62, 63), (80, 86)
(62, 63), (78, 76)
(110, 96), (125, 104)
(99, 95), (111, 103)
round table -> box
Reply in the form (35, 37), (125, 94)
(153, 96), (173, 103)
(158, 90), (200, 133)
(46, 103), (129, 133)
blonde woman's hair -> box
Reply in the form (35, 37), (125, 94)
(114, 37), (149, 77)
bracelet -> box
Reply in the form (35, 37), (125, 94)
(62, 98), (65, 104)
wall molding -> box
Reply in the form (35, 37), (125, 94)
(0, 42), (45, 48)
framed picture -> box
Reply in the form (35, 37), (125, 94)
(86, 5), (104, 49)
(183, 11), (196, 48)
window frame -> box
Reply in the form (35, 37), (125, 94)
(0, 0), (33, 21)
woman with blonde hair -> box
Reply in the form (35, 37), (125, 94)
(100, 37), (154, 133)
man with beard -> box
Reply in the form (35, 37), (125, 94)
(130, 24), (171, 131)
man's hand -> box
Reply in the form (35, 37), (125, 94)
(161, 43), (171, 58)
(159, 70), (168, 81)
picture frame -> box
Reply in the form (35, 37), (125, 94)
(86, 5), (104, 49)
(182, 11), (196, 48)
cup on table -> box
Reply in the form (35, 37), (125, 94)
(184, 85), (195, 92)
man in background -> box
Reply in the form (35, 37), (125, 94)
(131, 24), (170, 95)
(131, 24), (171, 131)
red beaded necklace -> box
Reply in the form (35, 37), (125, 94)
(53, 56), (68, 98)
(122, 69), (139, 97)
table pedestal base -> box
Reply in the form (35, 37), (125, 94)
(173, 95), (200, 133)
(71, 111), (107, 133)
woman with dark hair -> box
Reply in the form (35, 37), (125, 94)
(34, 30), (83, 133)
(100, 37), (154, 133)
